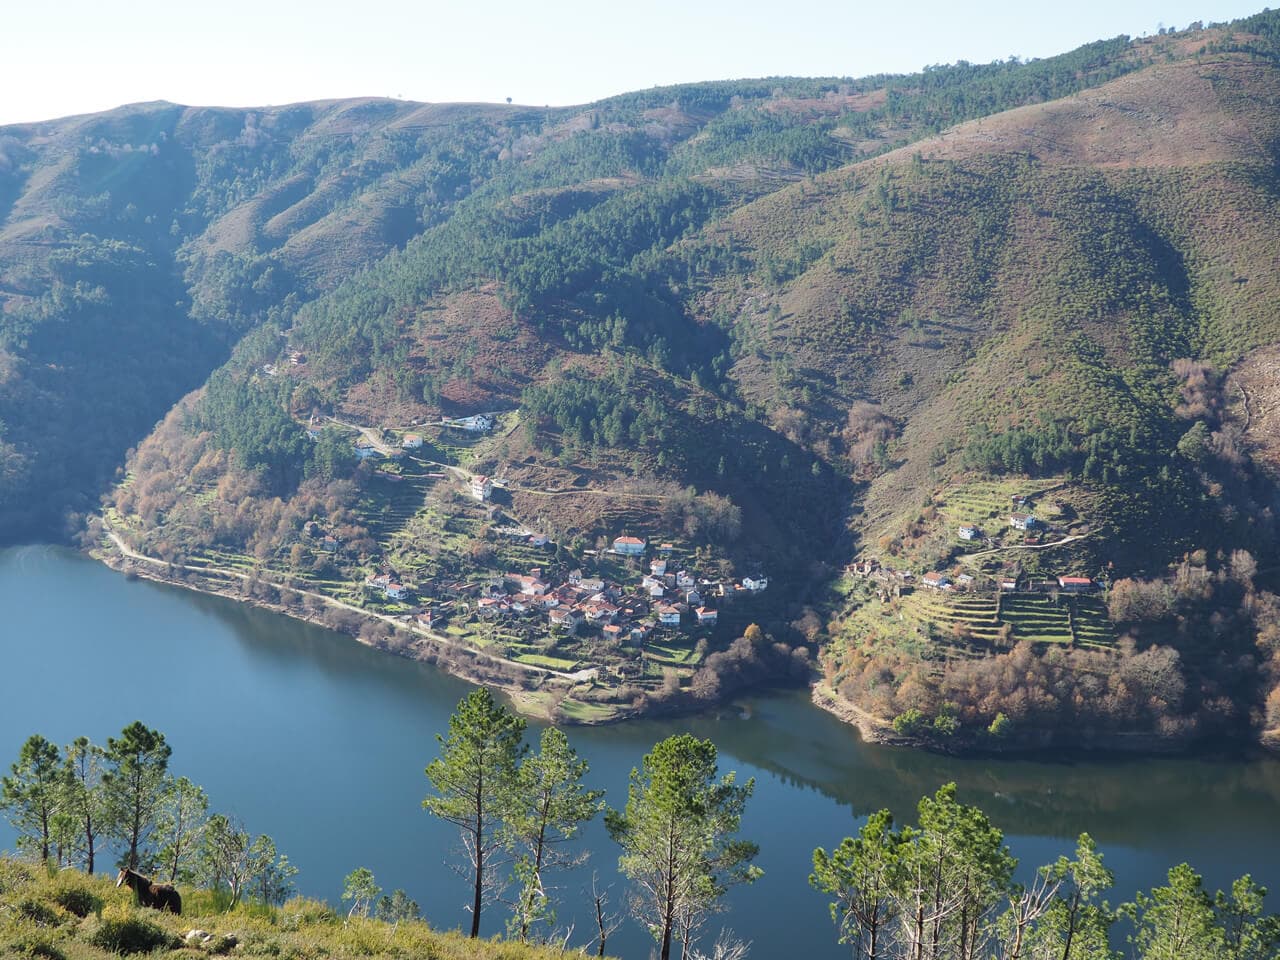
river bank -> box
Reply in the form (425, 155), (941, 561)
(95, 525), (1279, 757)
(6, 541), (1280, 960)
(93, 531), (793, 729)
(811, 678), (1278, 758)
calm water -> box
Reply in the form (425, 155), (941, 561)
(2, 544), (1279, 958)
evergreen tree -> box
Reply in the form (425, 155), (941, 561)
(811, 809), (907, 960)
(61, 736), (106, 874)
(1, 735), (62, 862)
(606, 734), (760, 960)
(423, 687), (527, 938)
(506, 727), (605, 941)
(102, 722), (171, 870)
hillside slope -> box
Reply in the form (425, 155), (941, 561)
(9, 13), (1280, 741)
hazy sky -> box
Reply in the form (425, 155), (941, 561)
(0, 0), (1269, 125)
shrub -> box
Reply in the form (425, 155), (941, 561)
(892, 708), (929, 737)
(50, 883), (101, 918)
(988, 712), (1014, 739)
(932, 714), (959, 737)
(0, 857), (37, 895)
(8, 931), (66, 959)
(88, 915), (176, 955)
(15, 897), (65, 927)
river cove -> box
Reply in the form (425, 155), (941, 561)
(3, 544), (1279, 958)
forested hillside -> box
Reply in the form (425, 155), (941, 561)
(7, 12), (1280, 743)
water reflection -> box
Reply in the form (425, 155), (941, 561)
(3, 545), (1279, 959)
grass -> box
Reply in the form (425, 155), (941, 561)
(512, 653), (580, 671)
(999, 595), (1074, 644)
(934, 477), (1069, 535)
(555, 697), (621, 722)
(0, 858), (599, 960)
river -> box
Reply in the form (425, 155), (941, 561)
(2, 544), (1279, 957)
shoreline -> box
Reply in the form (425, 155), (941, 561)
(94, 534), (607, 724)
(84, 534), (1280, 757)
(90, 531), (764, 728)
(811, 679), (1279, 759)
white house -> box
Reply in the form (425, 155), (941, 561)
(958, 525), (979, 541)
(354, 438), (380, 460)
(385, 582), (407, 600)
(649, 559), (668, 576)
(656, 605), (682, 627)
(550, 607), (583, 632)
(401, 434), (423, 449)
(613, 536), (647, 556)
(695, 607), (719, 625)
(449, 414), (493, 432)
(470, 475), (493, 501)
(742, 576), (768, 593)
(921, 572), (951, 590)
(1009, 513), (1037, 531)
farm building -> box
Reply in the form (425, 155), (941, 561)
(1057, 576), (1095, 593)
(613, 536), (647, 555)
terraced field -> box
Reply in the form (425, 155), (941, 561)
(900, 591), (1003, 651)
(934, 477), (1069, 538)
(1070, 596), (1117, 649)
(999, 595), (1074, 644)
(355, 465), (442, 543)
(839, 576), (1118, 658)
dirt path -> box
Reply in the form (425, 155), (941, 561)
(511, 486), (671, 500)
(103, 529), (596, 683)
(960, 533), (1089, 565)
(325, 417), (396, 456)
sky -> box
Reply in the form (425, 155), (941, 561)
(0, 0), (1271, 125)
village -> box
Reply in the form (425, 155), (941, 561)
(291, 405), (771, 671)
(362, 533), (767, 643)
(850, 489), (1102, 598)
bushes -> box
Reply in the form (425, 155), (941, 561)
(49, 881), (102, 918)
(87, 912), (177, 955)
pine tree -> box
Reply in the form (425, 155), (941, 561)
(606, 734), (760, 960)
(506, 727), (604, 941)
(102, 722), (171, 870)
(423, 687), (526, 938)
(1, 734), (62, 862)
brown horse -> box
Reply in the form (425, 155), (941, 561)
(116, 868), (182, 914)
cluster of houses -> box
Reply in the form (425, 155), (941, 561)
(460, 558), (762, 636)
(850, 557), (1096, 596)
(359, 534), (768, 641)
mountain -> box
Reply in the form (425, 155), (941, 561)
(6, 12), (1280, 743)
